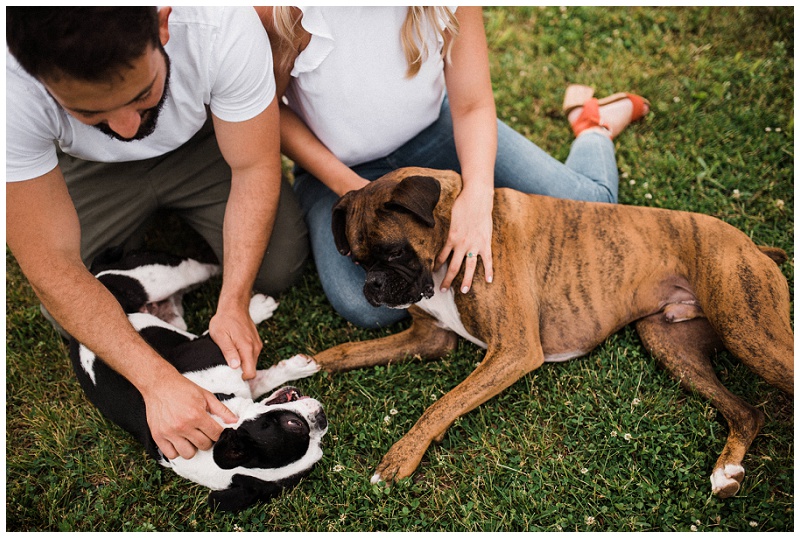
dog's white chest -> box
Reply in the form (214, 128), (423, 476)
(415, 266), (487, 349)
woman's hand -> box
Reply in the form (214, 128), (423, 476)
(435, 182), (494, 293)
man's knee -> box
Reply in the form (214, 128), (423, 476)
(253, 239), (310, 297)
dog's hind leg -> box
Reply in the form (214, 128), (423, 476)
(635, 314), (765, 498)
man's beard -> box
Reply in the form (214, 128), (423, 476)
(95, 47), (171, 142)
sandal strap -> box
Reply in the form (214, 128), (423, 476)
(626, 93), (650, 123)
(570, 98), (610, 137)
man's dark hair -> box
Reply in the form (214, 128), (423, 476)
(7, 7), (161, 83)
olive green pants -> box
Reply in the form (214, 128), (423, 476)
(59, 118), (309, 296)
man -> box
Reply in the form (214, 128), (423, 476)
(6, 7), (309, 460)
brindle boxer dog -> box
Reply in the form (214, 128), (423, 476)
(306, 166), (792, 498)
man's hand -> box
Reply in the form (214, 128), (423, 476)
(142, 370), (239, 460)
(208, 303), (262, 380)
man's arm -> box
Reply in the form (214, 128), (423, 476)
(6, 168), (238, 460)
(208, 97), (283, 380)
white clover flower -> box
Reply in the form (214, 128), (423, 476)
(586, 516), (596, 525)
(645, 193), (653, 200)
(775, 199), (785, 209)
(691, 525), (697, 532)
(581, 467), (589, 474)
(632, 398), (641, 406)
(750, 521), (758, 528)
(765, 127), (772, 132)
(333, 464), (345, 472)
(732, 189), (740, 199)
(383, 415), (391, 425)
(624, 433), (632, 441)
(611, 430), (618, 437)
(629, 179), (636, 186)
(673, 96), (681, 103)
(389, 408), (398, 416)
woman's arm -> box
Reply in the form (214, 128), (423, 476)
(255, 6), (368, 197)
(437, 6), (498, 293)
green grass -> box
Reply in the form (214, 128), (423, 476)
(6, 7), (793, 532)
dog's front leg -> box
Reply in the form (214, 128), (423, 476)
(248, 354), (321, 399)
(371, 340), (545, 484)
(313, 306), (458, 372)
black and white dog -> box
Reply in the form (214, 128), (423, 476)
(69, 249), (325, 511)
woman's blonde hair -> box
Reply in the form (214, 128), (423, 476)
(270, 7), (459, 78)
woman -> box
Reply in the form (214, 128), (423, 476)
(256, 6), (648, 327)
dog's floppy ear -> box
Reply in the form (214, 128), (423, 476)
(332, 192), (354, 256)
(208, 474), (283, 512)
(384, 175), (441, 228)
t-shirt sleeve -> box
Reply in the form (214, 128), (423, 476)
(208, 7), (276, 122)
(6, 66), (60, 182)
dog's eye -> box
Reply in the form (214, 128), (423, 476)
(281, 416), (308, 433)
(387, 249), (404, 262)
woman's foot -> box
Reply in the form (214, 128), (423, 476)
(563, 85), (650, 139)
(568, 97), (650, 139)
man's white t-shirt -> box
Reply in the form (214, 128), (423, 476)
(6, 6), (276, 182)
(284, 6), (454, 167)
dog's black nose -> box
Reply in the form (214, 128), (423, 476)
(312, 409), (328, 431)
(365, 273), (384, 293)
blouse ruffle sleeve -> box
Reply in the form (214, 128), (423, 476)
(290, 6), (335, 77)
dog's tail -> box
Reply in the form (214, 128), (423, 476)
(758, 246), (788, 265)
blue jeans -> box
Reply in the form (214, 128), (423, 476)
(294, 96), (618, 328)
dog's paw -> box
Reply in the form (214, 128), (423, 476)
(371, 437), (427, 485)
(710, 464), (745, 498)
(249, 294), (278, 325)
(280, 354), (321, 379)
(248, 355), (320, 399)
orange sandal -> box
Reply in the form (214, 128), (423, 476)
(563, 84), (650, 138)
